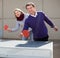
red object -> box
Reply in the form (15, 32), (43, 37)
(22, 30), (30, 38)
(4, 25), (8, 30)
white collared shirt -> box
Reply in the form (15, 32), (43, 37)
(30, 12), (37, 17)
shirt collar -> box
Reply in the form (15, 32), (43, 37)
(30, 12), (37, 17)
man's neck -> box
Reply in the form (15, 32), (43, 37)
(30, 12), (37, 17)
(31, 12), (35, 15)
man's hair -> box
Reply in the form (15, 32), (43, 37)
(25, 2), (35, 9)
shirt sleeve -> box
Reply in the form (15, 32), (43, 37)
(11, 21), (20, 32)
(42, 12), (55, 28)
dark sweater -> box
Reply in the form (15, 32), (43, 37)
(23, 12), (54, 38)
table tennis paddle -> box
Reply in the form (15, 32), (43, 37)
(22, 30), (30, 38)
(4, 25), (8, 30)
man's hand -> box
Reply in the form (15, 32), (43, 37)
(53, 26), (58, 31)
(18, 32), (24, 37)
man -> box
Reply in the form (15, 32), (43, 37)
(21, 2), (58, 41)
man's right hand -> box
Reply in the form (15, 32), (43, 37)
(18, 32), (24, 37)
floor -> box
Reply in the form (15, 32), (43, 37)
(53, 40), (60, 58)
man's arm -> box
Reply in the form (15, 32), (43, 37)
(20, 19), (29, 36)
(42, 12), (58, 31)
(23, 20), (29, 30)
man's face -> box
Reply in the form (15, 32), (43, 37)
(14, 10), (21, 17)
(26, 5), (36, 15)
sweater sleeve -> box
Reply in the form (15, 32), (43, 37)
(42, 12), (55, 28)
(23, 19), (29, 30)
(11, 21), (20, 32)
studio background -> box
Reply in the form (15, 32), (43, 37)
(0, 0), (60, 40)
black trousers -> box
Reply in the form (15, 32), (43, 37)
(34, 35), (49, 41)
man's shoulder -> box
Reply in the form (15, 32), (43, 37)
(37, 11), (45, 16)
(37, 11), (44, 14)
